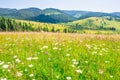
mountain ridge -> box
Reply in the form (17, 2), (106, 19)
(0, 7), (120, 23)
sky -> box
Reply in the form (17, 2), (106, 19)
(0, 0), (120, 13)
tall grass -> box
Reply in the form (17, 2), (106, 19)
(0, 32), (120, 80)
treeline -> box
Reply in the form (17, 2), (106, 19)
(30, 14), (76, 23)
(0, 17), (34, 31)
(70, 23), (116, 31)
(0, 17), (76, 33)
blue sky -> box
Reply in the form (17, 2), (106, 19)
(0, 0), (120, 13)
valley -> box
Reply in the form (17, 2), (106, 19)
(0, 5), (120, 80)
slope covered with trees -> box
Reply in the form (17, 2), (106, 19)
(0, 17), (76, 33)
(1, 16), (120, 34)
(0, 8), (77, 23)
(0, 8), (120, 23)
(63, 10), (120, 19)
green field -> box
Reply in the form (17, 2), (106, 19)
(0, 32), (120, 80)
(72, 17), (120, 30)
(1, 17), (120, 34)
(66, 17), (120, 34)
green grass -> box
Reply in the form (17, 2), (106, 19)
(72, 17), (120, 30)
(77, 30), (120, 34)
(61, 17), (120, 34)
(15, 19), (69, 32)
(0, 32), (120, 80)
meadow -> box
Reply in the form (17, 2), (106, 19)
(0, 32), (120, 80)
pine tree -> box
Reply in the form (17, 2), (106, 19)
(0, 17), (6, 31)
(51, 27), (55, 32)
(63, 28), (67, 33)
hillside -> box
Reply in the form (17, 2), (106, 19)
(63, 10), (120, 19)
(0, 8), (42, 19)
(0, 16), (120, 34)
(0, 17), (75, 33)
(0, 8), (17, 15)
(0, 8), (77, 23)
(30, 8), (76, 23)
(111, 12), (120, 17)
(12, 8), (42, 19)
(0, 8), (120, 23)
(66, 17), (120, 33)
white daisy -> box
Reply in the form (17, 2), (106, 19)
(13, 55), (17, 59)
(29, 74), (34, 77)
(2, 64), (9, 69)
(28, 64), (33, 68)
(66, 76), (71, 80)
(66, 54), (70, 57)
(27, 57), (32, 61)
(110, 75), (113, 78)
(15, 59), (21, 63)
(0, 78), (7, 80)
(16, 72), (22, 77)
(0, 62), (4, 65)
(75, 69), (82, 74)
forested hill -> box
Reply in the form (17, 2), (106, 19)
(63, 10), (120, 19)
(0, 8), (120, 23)
(0, 17), (76, 33)
(0, 8), (76, 23)
(1, 16), (120, 34)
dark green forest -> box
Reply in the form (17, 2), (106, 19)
(0, 17), (34, 31)
(0, 8), (120, 23)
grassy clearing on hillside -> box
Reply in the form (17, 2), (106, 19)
(72, 17), (120, 30)
(15, 19), (69, 31)
(16, 20), (68, 31)
(0, 32), (120, 80)
(66, 17), (120, 34)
